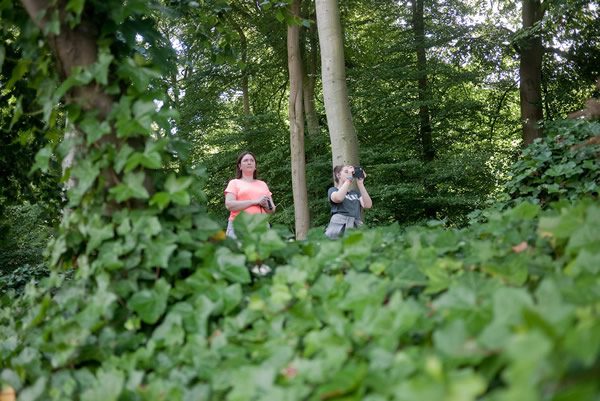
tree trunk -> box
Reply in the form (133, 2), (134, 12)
(288, 0), (310, 240)
(303, 15), (320, 136)
(230, 16), (251, 116)
(20, 0), (113, 118)
(19, 0), (147, 199)
(412, 0), (436, 219)
(315, 0), (359, 166)
(520, 0), (545, 145)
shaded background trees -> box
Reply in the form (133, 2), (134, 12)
(3, 0), (599, 235)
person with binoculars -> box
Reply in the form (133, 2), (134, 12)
(325, 165), (372, 239)
(224, 151), (275, 238)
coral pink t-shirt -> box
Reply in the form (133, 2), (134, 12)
(224, 178), (272, 221)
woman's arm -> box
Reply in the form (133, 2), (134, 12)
(357, 173), (372, 209)
(225, 193), (260, 211)
(330, 179), (352, 203)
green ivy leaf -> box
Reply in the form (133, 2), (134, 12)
(165, 174), (193, 194)
(66, 0), (85, 16)
(114, 144), (134, 173)
(81, 369), (124, 401)
(6, 58), (29, 90)
(223, 284), (243, 314)
(215, 247), (250, 283)
(109, 171), (150, 202)
(30, 145), (53, 174)
(68, 158), (101, 205)
(150, 192), (170, 210)
(79, 115), (111, 145)
(128, 278), (170, 324)
(90, 50), (113, 85)
(144, 237), (177, 268)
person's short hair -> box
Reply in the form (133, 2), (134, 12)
(236, 151), (258, 179)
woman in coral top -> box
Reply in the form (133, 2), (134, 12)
(224, 151), (276, 238)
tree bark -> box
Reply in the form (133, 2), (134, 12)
(412, 0), (434, 163)
(520, 0), (545, 145)
(411, 0), (436, 219)
(302, 15), (320, 136)
(229, 16), (251, 116)
(288, 0), (311, 240)
(20, 0), (113, 118)
(315, 0), (359, 166)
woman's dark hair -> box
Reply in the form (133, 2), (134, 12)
(236, 151), (258, 179)
(332, 165), (344, 185)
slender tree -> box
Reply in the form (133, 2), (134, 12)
(315, 0), (359, 166)
(411, 0), (434, 163)
(287, 0), (310, 239)
(302, 10), (321, 136)
(519, 0), (545, 145)
(411, 0), (436, 218)
(228, 15), (252, 116)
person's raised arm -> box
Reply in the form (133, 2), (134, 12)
(357, 171), (372, 209)
(330, 177), (352, 203)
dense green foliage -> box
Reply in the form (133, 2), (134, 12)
(0, 204), (52, 296)
(503, 120), (600, 206)
(2, 198), (599, 400)
(0, 1), (599, 401)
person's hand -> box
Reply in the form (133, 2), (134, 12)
(257, 195), (270, 208)
(357, 169), (367, 183)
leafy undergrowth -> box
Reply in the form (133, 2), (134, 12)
(1, 198), (599, 401)
(502, 120), (600, 207)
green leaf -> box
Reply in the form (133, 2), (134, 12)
(6, 59), (29, 90)
(144, 238), (177, 268)
(85, 217), (115, 254)
(215, 247), (250, 283)
(9, 96), (23, 130)
(30, 145), (53, 174)
(128, 278), (170, 324)
(446, 370), (486, 401)
(81, 369), (124, 401)
(150, 192), (171, 210)
(223, 284), (243, 314)
(165, 174), (193, 194)
(79, 115), (111, 145)
(68, 158), (101, 205)
(170, 190), (190, 206)
(316, 361), (368, 400)
(114, 144), (134, 173)
(66, 0), (85, 16)
(90, 50), (113, 85)
(151, 313), (185, 348)
(132, 99), (156, 131)
(508, 201), (540, 220)
(109, 171), (150, 202)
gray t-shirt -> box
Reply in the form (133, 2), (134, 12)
(328, 187), (362, 219)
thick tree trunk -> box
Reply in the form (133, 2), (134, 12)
(20, 0), (112, 118)
(288, 0), (310, 240)
(315, 0), (359, 166)
(520, 0), (545, 145)
(19, 0), (147, 198)
(303, 17), (320, 136)
(412, 0), (436, 219)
